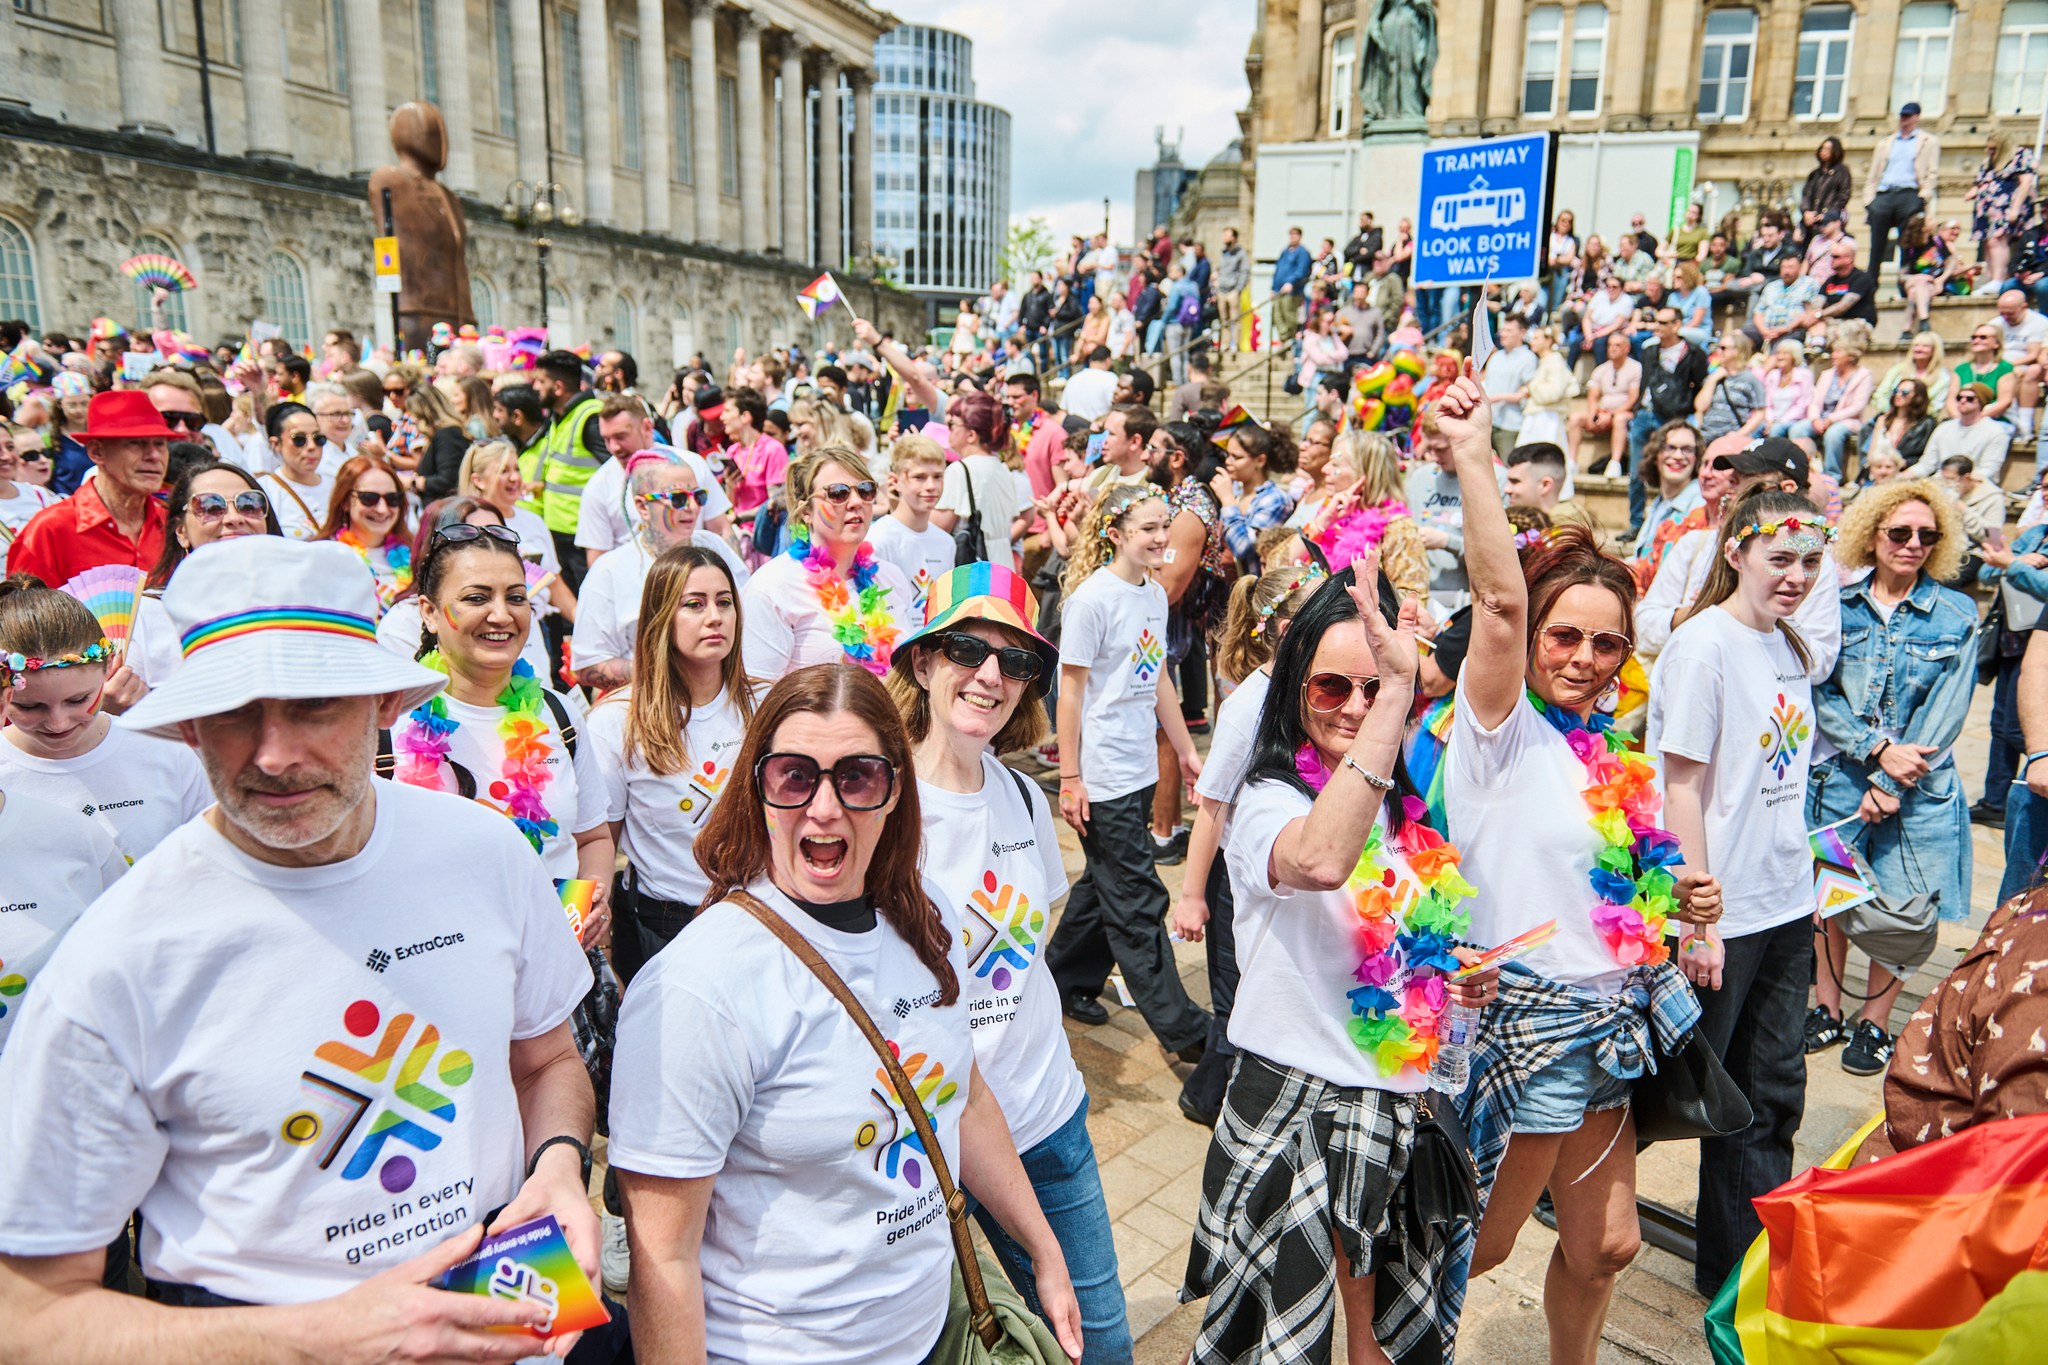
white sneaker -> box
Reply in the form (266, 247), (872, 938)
(600, 1211), (630, 1296)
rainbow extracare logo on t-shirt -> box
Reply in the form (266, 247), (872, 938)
(853, 1044), (959, 1190)
(1758, 692), (1812, 782)
(1131, 628), (1165, 682)
(961, 871), (1043, 993)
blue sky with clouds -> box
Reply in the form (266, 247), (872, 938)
(881, 0), (1257, 246)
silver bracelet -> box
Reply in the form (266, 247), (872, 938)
(1343, 755), (1395, 791)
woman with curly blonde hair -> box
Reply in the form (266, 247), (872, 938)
(1804, 479), (1978, 1077)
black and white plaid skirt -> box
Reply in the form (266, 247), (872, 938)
(1181, 1051), (1452, 1365)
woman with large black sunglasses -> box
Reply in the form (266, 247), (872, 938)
(610, 663), (1083, 1364)
(886, 564), (1134, 1361)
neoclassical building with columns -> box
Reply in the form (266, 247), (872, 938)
(0, 0), (925, 362)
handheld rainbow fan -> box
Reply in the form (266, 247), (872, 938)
(118, 253), (199, 294)
(57, 564), (145, 649)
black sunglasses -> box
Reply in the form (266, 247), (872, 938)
(932, 631), (1045, 683)
(188, 489), (269, 522)
(1883, 526), (1943, 546)
(432, 522), (520, 549)
(639, 488), (710, 509)
(16, 448), (47, 463)
(816, 480), (878, 505)
(755, 752), (897, 811)
(160, 409), (205, 431)
(284, 431), (318, 448)
(352, 490), (405, 509)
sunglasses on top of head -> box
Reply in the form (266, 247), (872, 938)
(931, 631), (1044, 683)
(431, 522), (520, 549)
(815, 480), (878, 505)
(755, 752), (897, 810)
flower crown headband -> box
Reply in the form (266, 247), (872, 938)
(1095, 485), (1162, 540)
(1735, 515), (1835, 546)
(0, 638), (114, 691)
(1252, 563), (1327, 637)
(1513, 527), (1553, 552)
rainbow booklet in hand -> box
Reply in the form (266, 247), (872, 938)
(432, 1215), (610, 1338)
(555, 879), (597, 937)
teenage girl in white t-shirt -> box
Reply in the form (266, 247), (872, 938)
(1646, 483), (1824, 1294)
(1170, 558), (1327, 1126)
(0, 578), (211, 862)
(589, 543), (760, 986)
(1434, 373), (1719, 1358)
(1042, 482), (1211, 1057)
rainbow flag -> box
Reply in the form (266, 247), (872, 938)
(1706, 1111), (2048, 1364)
(797, 271), (843, 320)
(1210, 404), (1258, 448)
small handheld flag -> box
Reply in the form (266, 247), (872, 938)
(1210, 404), (1259, 448)
(796, 272), (844, 320)
(118, 253), (200, 294)
(1808, 817), (1878, 917)
(1469, 295), (1496, 372)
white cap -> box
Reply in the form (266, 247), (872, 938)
(118, 537), (446, 739)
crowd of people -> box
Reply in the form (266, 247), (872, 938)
(1, 105), (2046, 1365)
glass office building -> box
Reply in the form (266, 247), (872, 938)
(867, 25), (1012, 306)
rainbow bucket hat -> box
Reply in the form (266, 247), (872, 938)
(892, 562), (1058, 681)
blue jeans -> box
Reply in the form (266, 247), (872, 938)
(970, 1095), (1134, 1364)
(1415, 285), (1444, 337)
(1624, 408), (1662, 535)
(1789, 418), (1859, 478)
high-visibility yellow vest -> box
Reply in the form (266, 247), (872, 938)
(515, 429), (546, 518)
(540, 393), (606, 534)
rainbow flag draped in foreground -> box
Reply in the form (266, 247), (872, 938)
(1706, 1111), (2048, 1364)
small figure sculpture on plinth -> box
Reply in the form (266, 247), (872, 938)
(1358, 0), (1437, 138)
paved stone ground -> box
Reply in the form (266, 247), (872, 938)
(1019, 684), (2013, 1364)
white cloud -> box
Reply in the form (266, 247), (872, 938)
(877, 1), (1254, 246)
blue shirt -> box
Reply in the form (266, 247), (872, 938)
(1219, 480), (1296, 558)
(1880, 132), (1921, 192)
(50, 434), (90, 499)
(1273, 244), (1312, 293)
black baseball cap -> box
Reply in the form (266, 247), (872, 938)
(1725, 436), (1809, 491)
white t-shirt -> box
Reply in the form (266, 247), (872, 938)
(917, 755), (1083, 1153)
(937, 455), (1021, 565)
(570, 535), (750, 672)
(739, 551), (915, 681)
(508, 506), (565, 618)
(867, 514), (956, 617)
(1059, 568), (1168, 803)
(402, 685), (609, 882)
(1996, 309), (2048, 366)
(1194, 666), (1271, 838)
(375, 596), (552, 679)
(0, 482), (56, 539)
(1637, 529), (1841, 681)
(1445, 679), (1637, 994)
(0, 790), (126, 1053)
(1226, 781), (1433, 1092)
(608, 881), (973, 1365)
(588, 685), (757, 904)
(0, 782), (592, 1300)
(0, 725), (212, 863)
(125, 592), (182, 689)
(574, 448), (733, 554)
(258, 470), (335, 542)
(1061, 369), (1118, 421)
(1644, 606), (1815, 938)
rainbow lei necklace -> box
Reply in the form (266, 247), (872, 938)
(1526, 691), (1681, 967)
(1297, 751), (1478, 1078)
(337, 529), (413, 610)
(785, 527), (899, 676)
(392, 654), (558, 855)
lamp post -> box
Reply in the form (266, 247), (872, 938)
(500, 179), (580, 329)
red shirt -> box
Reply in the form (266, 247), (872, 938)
(5, 479), (168, 587)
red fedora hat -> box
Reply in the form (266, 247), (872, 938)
(81, 390), (176, 441)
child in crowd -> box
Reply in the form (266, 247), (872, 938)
(865, 434), (957, 616)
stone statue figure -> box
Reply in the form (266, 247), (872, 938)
(1358, 0), (1438, 130)
(367, 102), (474, 352)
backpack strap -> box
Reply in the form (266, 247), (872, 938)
(540, 688), (579, 760)
(372, 730), (477, 799)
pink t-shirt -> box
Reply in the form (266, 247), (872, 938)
(727, 435), (790, 516)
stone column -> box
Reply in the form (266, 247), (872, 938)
(1484, 0), (1525, 126)
(344, 0), (389, 172)
(777, 35), (807, 258)
(1609, 0), (1654, 123)
(1649, 0), (1700, 118)
(512, 0), (548, 185)
(688, 0), (720, 242)
(734, 9), (768, 254)
(578, 0), (615, 223)
(850, 69), (875, 265)
(1855, 0), (1903, 124)
(1434, 0), (1485, 124)
(436, 0), (475, 189)
(1755, 0), (1805, 131)
(816, 54), (841, 269)
(112, 0), (173, 135)
(0, 0), (22, 109)
(638, 0), (671, 233)
(237, 0), (290, 158)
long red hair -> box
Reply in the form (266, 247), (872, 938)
(318, 453), (416, 546)
(696, 664), (958, 1004)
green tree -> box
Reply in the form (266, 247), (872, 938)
(998, 216), (1057, 286)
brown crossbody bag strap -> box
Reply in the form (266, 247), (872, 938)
(729, 891), (1001, 1349)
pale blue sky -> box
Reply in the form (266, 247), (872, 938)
(882, 1), (1256, 245)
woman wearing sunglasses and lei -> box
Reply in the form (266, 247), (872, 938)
(317, 453), (414, 618)
(1180, 564), (1500, 1364)
(1434, 371), (1717, 1361)
(739, 445), (913, 681)
(572, 450), (749, 693)
(886, 563), (1135, 1362)
(1646, 484), (1829, 1298)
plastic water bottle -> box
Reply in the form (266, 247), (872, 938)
(1429, 1003), (1479, 1094)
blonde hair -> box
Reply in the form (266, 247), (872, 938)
(1833, 479), (1966, 582)
(1674, 261), (1703, 291)
(785, 445), (876, 527)
(789, 396), (855, 456)
(1215, 561), (1325, 685)
(887, 629), (1050, 755)
(1338, 431), (1404, 506)
(457, 439), (519, 507)
(1718, 331), (1754, 365)
(1062, 481), (1168, 595)
(891, 434), (948, 472)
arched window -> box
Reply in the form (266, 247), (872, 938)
(471, 274), (498, 330)
(262, 251), (312, 348)
(0, 219), (42, 330)
(131, 233), (190, 333)
(611, 292), (637, 352)
(544, 285), (571, 339)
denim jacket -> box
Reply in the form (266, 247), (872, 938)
(1813, 570), (1980, 798)
(1978, 522), (2048, 613)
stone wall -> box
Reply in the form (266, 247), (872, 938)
(0, 114), (923, 363)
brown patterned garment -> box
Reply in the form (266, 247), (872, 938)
(1856, 886), (2048, 1165)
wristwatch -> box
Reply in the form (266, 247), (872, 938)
(527, 1134), (593, 1188)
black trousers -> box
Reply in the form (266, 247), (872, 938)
(1690, 915), (1814, 1294)
(1045, 784), (1211, 1052)
(1178, 855), (1240, 1120)
(1866, 188), (1925, 277)
(608, 866), (697, 990)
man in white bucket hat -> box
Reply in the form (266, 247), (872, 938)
(0, 537), (599, 1361)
